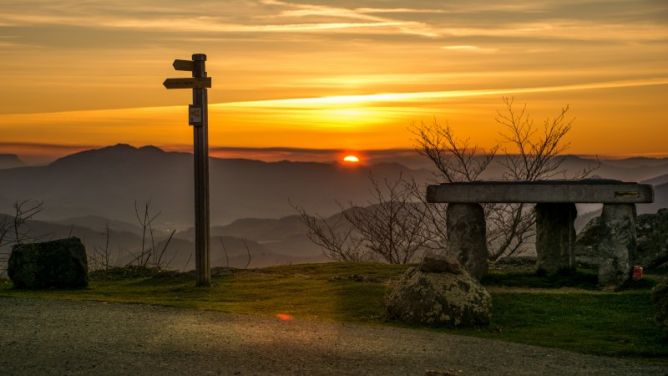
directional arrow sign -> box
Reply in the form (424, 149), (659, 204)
(173, 59), (194, 71)
(163, 77), (212, 89)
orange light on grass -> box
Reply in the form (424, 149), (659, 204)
(275, 313), (294, 321)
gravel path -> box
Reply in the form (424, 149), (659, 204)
(0, 297), (665, 376)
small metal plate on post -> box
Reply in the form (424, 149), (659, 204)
(189, 105), (202, 126)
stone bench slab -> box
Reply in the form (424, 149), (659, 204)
(426, 180), (654, 204)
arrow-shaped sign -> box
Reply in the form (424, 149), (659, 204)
(173, 59), (194, 71)
(163, 77), (212, 89)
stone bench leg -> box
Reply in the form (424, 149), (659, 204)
(446, 203), (488, 279)
(598, 204), (636, 290)
(535, 203), (577, 275)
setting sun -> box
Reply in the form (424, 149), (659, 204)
(343, 155), (360, 164)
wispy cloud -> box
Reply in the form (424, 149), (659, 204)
(260, 0), (440, 37)
(217, 78), (668, 108)
(443, 45), (498, 54)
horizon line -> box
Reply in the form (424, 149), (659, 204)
(2, 142), (667, 162)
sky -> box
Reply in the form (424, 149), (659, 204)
(0, 0), (667, 163)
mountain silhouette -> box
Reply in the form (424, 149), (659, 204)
(0, 144), (430, 226)
(0, 154), (24, 170)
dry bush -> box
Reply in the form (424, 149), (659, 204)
(297, 174), (430, 264)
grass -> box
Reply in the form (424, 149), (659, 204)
(0, 262), (666, 360)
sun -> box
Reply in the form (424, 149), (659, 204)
(342, 155), (360, 164)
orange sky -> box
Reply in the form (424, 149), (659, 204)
(0, 0), (667, 161)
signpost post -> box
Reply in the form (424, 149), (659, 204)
(164, 54), (212, 286)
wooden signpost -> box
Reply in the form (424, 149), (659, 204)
(163, 53), (212, 286)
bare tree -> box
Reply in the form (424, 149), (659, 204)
(0, 216), (11, 269)
(128, 200), (175, 269)
(415, 119), (498, 183)
(242, 240), (253, 269)
(0, 200), (44, 270)
(0, 216), (10, 249)
(341, 175), (430, 264)
(496, 97), (597, 181)
(153, 229), (176, 268)
(415, 98), (598, 260)
(296, 174), (429, 264)
(90, 223), (113, 271)
(219, 237), (230, 268)
(295, 205), (366, 262)
(12, 200), (44, 245)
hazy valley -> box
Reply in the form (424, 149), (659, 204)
(1, 144), (667, 271)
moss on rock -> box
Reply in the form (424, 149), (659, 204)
(385, 267), (491, 327)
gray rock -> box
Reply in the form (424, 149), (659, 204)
(598, 204), (635, 290)
(446, 203), (488, 279)
(574, 216), (604, 268)
(636, 208), (668, 268)
(420, 252), (462, 274)
(535, 203), (577, 275)
(652, 281), (668, 335)
(577, 208), (668, 269)
(386, 267), (491, 327)
(8, 237), (88, 289)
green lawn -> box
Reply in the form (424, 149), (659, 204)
(0, 262), (665, 360)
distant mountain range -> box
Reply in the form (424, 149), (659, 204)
(0, 154), (23, 170)
(1, 143), (667, 272)
(0, 144), (430, 227)
(1, 144), (667, 227)
(0, 212), (320, 271)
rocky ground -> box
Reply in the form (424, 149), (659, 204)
(1, 297), (666, 376)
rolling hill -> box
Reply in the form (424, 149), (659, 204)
(0, 144), (431, 227)
(0, 154), (23, 170)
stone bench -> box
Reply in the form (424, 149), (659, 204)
(426, 180), (654, 289)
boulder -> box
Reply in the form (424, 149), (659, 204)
(574, 216), (604, 268)
(576, 208), (668, 269)
(8, 237), (88, 289)
(535, 203), (577, 275)
(598, 204), (635, 290)
(420, 252), (462, 274)
(446, 203), (488, 279)
(386, 267), (491, 327)
(636, 209), (668, 268)
(652, 281), (668, 335)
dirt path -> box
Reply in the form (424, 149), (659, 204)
(0, 297), (665, 376)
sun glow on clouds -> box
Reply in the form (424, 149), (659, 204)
(443, 45), (498, 54)
(0, 0), (668, 156)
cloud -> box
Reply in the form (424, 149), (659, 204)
(0, 0), (440, 38)
(443, 45), (498, 53)
(217, 77), (668, 108)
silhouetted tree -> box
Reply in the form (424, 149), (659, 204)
(297, 174), (430, 264)
(295, 205), (366, 262)
(128, 200), (175, 268)
(415, 98), (598, 260)
(12, 200), (44, 245)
